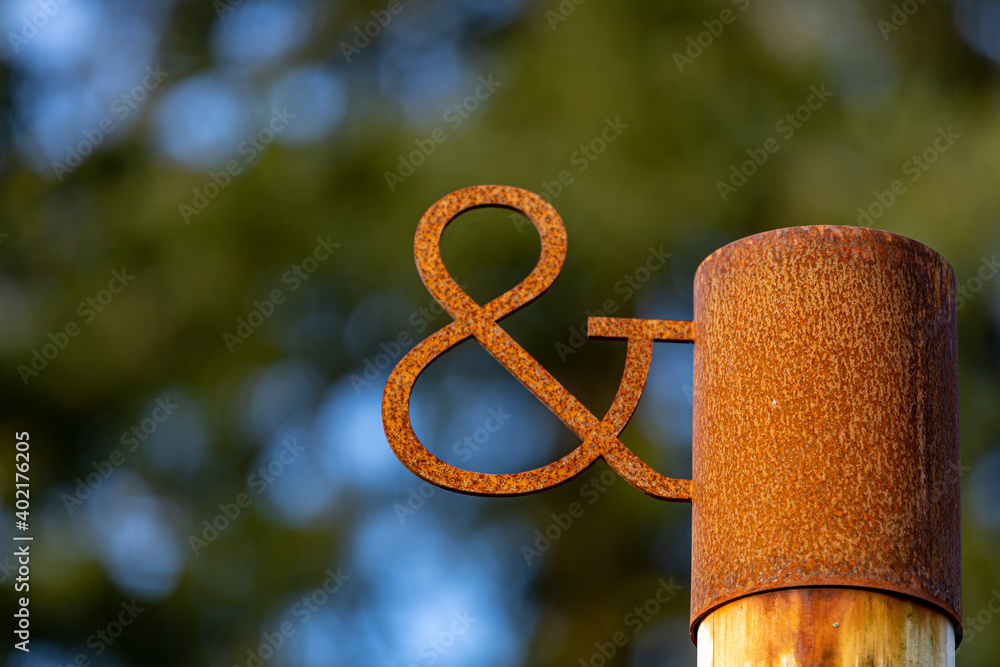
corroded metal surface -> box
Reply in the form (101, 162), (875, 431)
(382, 185), (962, 647)
(690, 226), (961, 642)
(382, 185), (693, 500)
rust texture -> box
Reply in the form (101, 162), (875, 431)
(690, 226), (961, 642)
(382, 185), (962, 646)
(382, 185), (693, 500)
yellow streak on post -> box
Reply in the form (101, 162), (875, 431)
(697, 588), (955, 666)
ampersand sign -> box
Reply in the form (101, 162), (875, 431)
(382, 185), (694, 501)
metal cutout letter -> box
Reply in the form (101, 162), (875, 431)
(382, 184), (693, 500)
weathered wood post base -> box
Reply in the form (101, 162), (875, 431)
(696, 588), (955, 666)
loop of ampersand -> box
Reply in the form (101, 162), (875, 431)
(382, 185), (693, 501)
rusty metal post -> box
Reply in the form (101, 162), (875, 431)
(690, 226), (960, 664)
(383, 186), (961, 665)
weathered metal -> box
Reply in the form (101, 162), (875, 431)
(382, 185), (962, 646)
(689, 226), (961, 643)
(382, 185), (693, 500)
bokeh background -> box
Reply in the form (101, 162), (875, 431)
(1, 0), (999, 664)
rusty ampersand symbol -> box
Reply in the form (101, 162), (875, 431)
(382, 185), (694, 500)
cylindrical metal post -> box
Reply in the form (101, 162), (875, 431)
(689, 226), (961, 661)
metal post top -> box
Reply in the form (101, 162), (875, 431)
(688, 221), (960, 641)
(696, 224), (955, 283)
